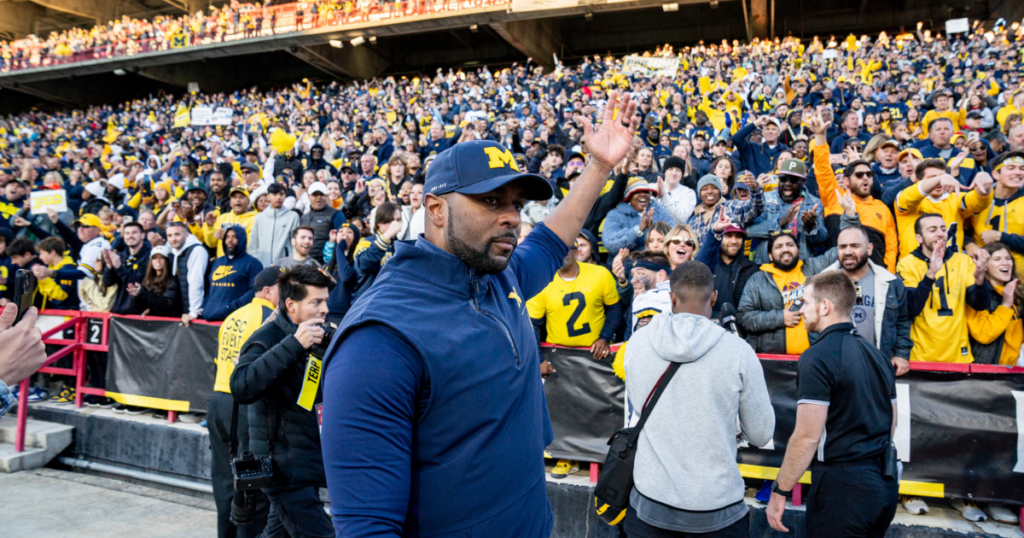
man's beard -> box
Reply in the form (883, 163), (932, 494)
(225, 244), (238, 258)
(842, 252), (869, 272)
(446, 208), (516, 275)
(773, 255), (800, 272)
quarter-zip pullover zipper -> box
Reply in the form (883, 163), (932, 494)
(469, 269), (521, 368)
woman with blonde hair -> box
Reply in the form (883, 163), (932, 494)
(661, 223), (700, 270)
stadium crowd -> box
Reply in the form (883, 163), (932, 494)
(0, 0), (494, 71)
(2, 19), (1024, 526)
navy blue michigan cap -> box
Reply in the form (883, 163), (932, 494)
(424, 140), (553, 201)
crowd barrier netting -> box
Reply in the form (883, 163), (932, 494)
(15, 312), (1024, 506)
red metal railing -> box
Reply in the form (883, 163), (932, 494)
(0, 0), (505, 73)
(13, 310), (221, 453)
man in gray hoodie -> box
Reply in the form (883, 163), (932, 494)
(624, 261), (775, 537)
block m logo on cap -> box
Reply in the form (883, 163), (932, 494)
(483, 146), (520, 172)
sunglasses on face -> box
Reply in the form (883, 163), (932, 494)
(852, 171), (874, 179)
(669, 237), (696, 247)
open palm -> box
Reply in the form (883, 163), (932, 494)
(579, 90), (640, 169)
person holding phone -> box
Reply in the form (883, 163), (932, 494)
(0, 304), (47, 419)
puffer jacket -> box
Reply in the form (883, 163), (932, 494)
(737, 249), (837, 354)
(602, 200), (677, 253)
(230, 310), (324, 489)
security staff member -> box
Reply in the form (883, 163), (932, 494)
(208, 266), (281, 538)
(321, 93), (640, 537)
(229, 265), (334, 538)
(767, 271), (898, 537)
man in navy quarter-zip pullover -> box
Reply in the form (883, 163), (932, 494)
(321, 92), (641, 538)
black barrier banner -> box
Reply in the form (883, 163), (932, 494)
(737, 361), (1024, 505)
(106, 317), (219, 413)
(543, 346), (625, 462)
(543, 347), (1024, 504)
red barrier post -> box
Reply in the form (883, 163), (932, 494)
(792, 484), (801, 507)
(14, 378), (29, 452)
(590, 462), (598, 484)
(168, 411), (177, 423)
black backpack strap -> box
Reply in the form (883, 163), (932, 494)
(628, 362), (682, 444)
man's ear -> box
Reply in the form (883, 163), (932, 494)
(670, 292), (679, 313)
(710, 290), (718, 309)
(424, 193), (447, 228)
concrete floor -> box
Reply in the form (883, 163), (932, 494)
(0, 468), (216, 538)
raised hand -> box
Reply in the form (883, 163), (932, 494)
(712, 208), (731, 233)
(1002, 279), (1018, 308)
(973, 248), (990, 285)
(577, 90), (639, 169)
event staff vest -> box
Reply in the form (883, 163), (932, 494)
(175, 243), (202, 307)
(328, 229), (563, 536)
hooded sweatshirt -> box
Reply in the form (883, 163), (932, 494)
(249, 205), (300, 266)
(624, 313), (774, 530)
(202, 225), (264, 321)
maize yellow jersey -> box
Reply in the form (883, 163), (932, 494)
(895, 182), (991, 260)
(896, 251), (977, 363)
(527, 262), (619, 347)
(970, 190), (1024, 275)
(214, 297), (276, 393)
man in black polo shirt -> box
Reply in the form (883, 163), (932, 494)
(766, 271), (897, 537)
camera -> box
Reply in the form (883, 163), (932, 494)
(230, 450), (273, 525)
(309, 323), (336, 360)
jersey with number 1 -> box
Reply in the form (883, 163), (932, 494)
(896, 250), (977, 363)
(527, 262), (620, 347)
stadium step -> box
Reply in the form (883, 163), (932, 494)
(0, 415), (74, 473)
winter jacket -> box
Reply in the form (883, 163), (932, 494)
(967, 285), (1022, 366)
(230, 310), (325, 489)
(131, 277), (182, 317)
(353, 232), (395, 298)
(249, 207), (300, 267)
(747, 189), (828, 265)
(823, 259), (913, 361)
(102, 244), (150, 315)
(625, 313), (774, 513)
(737, 249), (838, 354)
(202, 225), (264, 321)
(38, 255), (79, 311)
(602, 201), (677, 253)
(731, 123), (789, 177)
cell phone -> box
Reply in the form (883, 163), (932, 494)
(124, 216), (134, 224)
(12, 269), (38, 325)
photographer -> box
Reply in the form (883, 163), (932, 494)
(229, 265), (333, 538)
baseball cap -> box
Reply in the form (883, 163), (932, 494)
(898, 148), (923, 161)
(75, 214), (103, 228)
(254, 265), (285, 290)
(185, 180), (206, 193)
(966, 110), (984, 120)
(777, 158), (807, 178)
(692, 131), (707, 140)
(621, 177), (658, 202)
(308, 182), (329, 196)
(151, 245), (172, 258)
(711, 137), (728, 146)
(240, 162), (259, 173)
(578, 229), (598, 249)
(229, 185), (250, 197)
(424, 140), (552, 201)
(722, 223), (746, 236)
(878, 139), (901, 151)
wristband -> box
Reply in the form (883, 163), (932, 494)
(771, 480), (792, 498)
